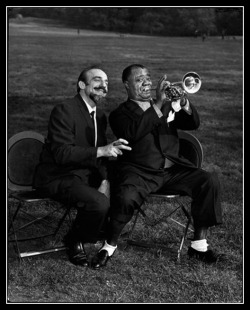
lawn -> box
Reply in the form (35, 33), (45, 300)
(7, 17), (243, 303)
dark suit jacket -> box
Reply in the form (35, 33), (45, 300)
(34, 94), (108, 188)
(109, 99), (200, 171)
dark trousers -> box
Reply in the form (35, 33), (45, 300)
(38, 175), (110, 243)
(110, 164), (222, 229)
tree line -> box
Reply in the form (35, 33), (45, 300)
(8, 7), (243, 37)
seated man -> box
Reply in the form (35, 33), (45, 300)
(91, 64), (224, 269)
(34, 66), (131, 267)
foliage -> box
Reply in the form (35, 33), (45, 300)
(215, 7), (243, 36)
(7, 6), (243, 36)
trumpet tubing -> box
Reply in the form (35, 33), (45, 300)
(152, 72), (202, 99)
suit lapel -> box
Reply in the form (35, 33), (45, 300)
(74, 94), (95, 145)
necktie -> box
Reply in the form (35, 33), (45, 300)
(90, 111), (97, 146)
(90, 111), (95, 125)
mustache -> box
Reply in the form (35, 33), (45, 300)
(94, 87), (107, 93)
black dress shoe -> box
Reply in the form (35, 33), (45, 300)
(91, 249), (114, 270)
(69, 241), (89, 267)
(187, 246), (225, 263)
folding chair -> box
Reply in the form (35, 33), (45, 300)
(126, 131), (203, 261)
(7, 131), (74, 260)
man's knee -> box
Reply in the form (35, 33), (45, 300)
(118, 187), (142, 208)
(96, 195), (110, 213)
(204, 171), (220, 190)
(110, 186), (143, 223)
(79, 194), (110, 213)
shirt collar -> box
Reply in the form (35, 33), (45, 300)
(84, 100), (96, 114)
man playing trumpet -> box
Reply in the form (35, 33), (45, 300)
(91, 64), (225, 269)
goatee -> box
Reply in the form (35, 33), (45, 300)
(90, 94), (107, 105)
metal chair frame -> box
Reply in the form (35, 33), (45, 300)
(7, 131), (73, 260)
(125, 131), (203, 261)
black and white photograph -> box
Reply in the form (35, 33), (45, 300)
(7, 6), (243, 304)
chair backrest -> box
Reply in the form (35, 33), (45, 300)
(178, 131), (203, 168)
(8, 131), (45, 191)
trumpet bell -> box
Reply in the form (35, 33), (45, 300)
(182, 72), (201, 94)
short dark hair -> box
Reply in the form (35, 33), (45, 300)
(77, 65), (105, 93)
(122, 64), (146, 83)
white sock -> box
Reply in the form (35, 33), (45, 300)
(191, 239), (209, 252)
(100, 240), (117, 256)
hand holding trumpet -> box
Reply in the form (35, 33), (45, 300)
(153, 72), (201, 110)
(155, 74), (171, 110)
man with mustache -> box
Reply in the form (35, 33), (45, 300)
(91, 64), (224, 269)
(34, 66), (131, 267)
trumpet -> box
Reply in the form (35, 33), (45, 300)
(153, 72), (202, 101)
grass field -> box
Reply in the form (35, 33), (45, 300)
(7, 17), (243, 303)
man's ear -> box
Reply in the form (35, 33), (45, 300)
(124, 81), (129, 90)
(78, 81), (86, 90)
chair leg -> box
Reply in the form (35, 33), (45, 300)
(8, 200), (74, 260)
(177, 205), (192, 262)
(52, 205), (71, 235)
(125, 200), (193, 260)
(8, 201), (24, 261)
(124, 208), (141, 249)
(19, 206), (73, 258)
(8, 201), (22, 233)
(126, 207), (159, 249)
(19, 246), (68, 258)
(49, 205), (73, 248)
(9, 211), (23, 261)
(177, 216), (191, 262)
